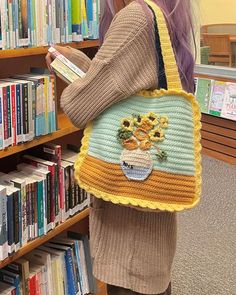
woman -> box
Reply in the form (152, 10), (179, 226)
(46, 0), (195, 294)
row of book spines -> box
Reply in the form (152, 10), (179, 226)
(0, 0), (99, 50)
(0, 74), (57, 150)
(0, 156), (90, 260)
(0, 184), (89, 261)
(0, 233), (97, 295)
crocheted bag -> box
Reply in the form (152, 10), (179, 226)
(74, 0), (202, 212)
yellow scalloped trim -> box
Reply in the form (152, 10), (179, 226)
(74, 89), (202, 212)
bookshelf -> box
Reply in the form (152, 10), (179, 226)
(0, 39), (106, 294)
(0, 113), (79, 159)
(0, 40), (100, 59)
(0, 208), (89, 269)
(196, 73), (236, 165)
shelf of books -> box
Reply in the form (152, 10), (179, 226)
(195, 74), (236, 165)
(0, 40), (100, 59)
(0, 208), (89, 269)
(0, 113), (79, 159)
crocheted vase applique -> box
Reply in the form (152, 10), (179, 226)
(117, 113), (168, 181)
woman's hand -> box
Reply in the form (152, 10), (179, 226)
(45, 45), (72, 72)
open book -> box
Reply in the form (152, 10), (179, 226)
(48, 47), (85, 84)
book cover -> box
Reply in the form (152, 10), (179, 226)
(0, 185), (8, 261)
(48, 47), (85, 78)
(50, 58), (82, 84)
(195, 78), (213, 114)
(209, 80), (226, 117)
(221, 82), (236, 121)
(61, 160), (73, 218)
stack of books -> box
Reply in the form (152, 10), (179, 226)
(195, 77), (236, 121)
(0, 72), (57, 150)
(0, 233), (97, 295)
(0, 0), (100, 50)
(0, 144), (90, 261)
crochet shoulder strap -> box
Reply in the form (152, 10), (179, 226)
(144, 0), (182, 91)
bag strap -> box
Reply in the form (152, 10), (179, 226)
(143, 0), (182, 91)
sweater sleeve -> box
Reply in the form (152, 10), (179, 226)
(66, 47), (92, 73)
(60, 2), (157, 129)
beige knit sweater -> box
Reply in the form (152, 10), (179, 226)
(61, 2), (177, 294)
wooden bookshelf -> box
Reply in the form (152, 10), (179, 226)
(0, 113), (79, 159)
(0, 40), (100, 59)
(196, 73), (236, 165)
(0, 208), (89, 269)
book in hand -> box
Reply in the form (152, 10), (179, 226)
(48, 47), (85, 84)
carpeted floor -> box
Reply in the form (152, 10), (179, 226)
(172, 155), (236, 295)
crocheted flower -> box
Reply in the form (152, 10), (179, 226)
(140, 140), (152, 151)
(122, 138), (138, 150)
(134, 128), (149, 141)
(140, 118), (153, 131)
(150, 128), (165, 142)
(121, 118), (134, 131)
(159, 116), (169, 128)
(133, 114), (142, 127)
(146, 112), (159, 125)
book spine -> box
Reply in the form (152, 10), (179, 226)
(81, 0), (88, 39)
(21, 186), (28, 245)
(59, 0), (65, 42)
(25, 184), (30, 243)
(15, 83), (23, 144)
(46, 172), (52, 231)
(65, 249), (77, 295)
(0, 187), (8, 261)
(47, 0), (52, 44)
(6, 85), (13, 146)
(32, 181), (37, 239)
(13, 191), (20, 251)
(0, 88), (3, 150)
(37, 180), (44, 236)
(27, 0), (32, 46)
(7, 0), (14, 48)
(10, 84), (17, 146)
(19, 0), (29, 46)
(68, 0), (72, 42)
(13, 0), (19, 47)
(27, 82), (34, 140)
(54, 0), (60, 43)
(7, 193), (15, 254)
(22, 83), (29, 141)
(2, 86), (10, 147)
(64, 166), (70, 219)
(72, 0), (83, 42)
(29, 274), (36, 295)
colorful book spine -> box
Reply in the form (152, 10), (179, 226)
(81, 0), (88, 38)
(86, 0), (99, 39)
(71, 0), (82, 41)
(0, 87), (3, 150)
(0, 186), (8, 261)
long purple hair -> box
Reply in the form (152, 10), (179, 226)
(100, 0), (196, 93)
